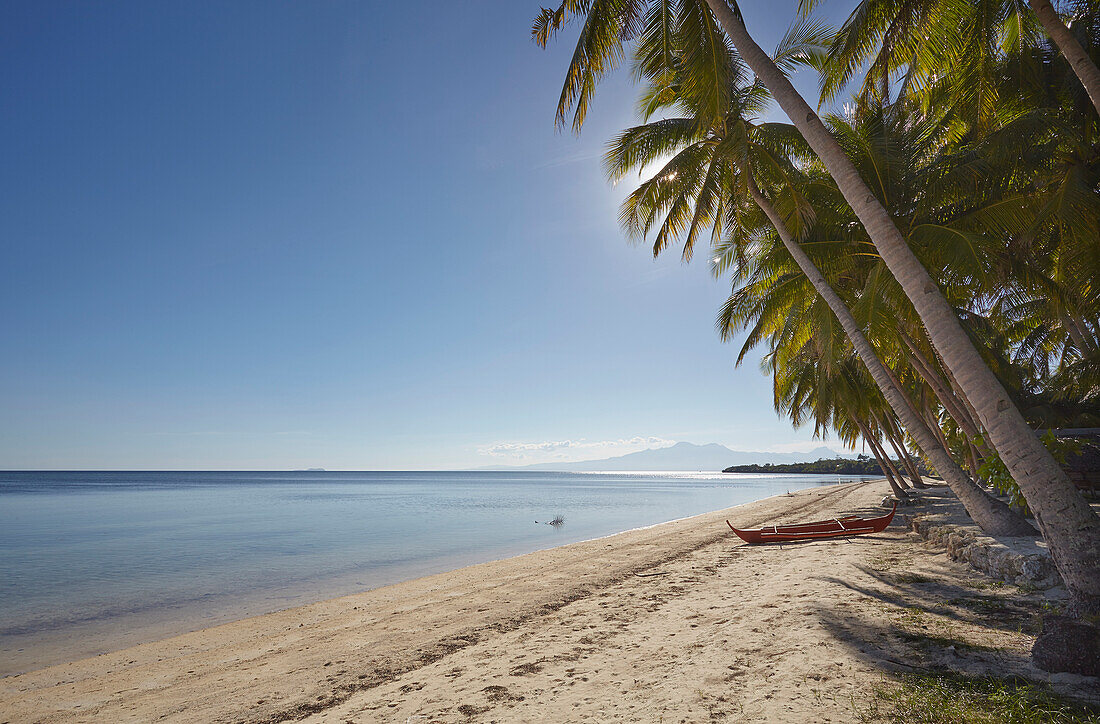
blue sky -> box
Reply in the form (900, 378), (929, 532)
(0, 2), (858, 470)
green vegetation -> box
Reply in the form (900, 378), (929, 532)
(723, 457), (886, 474)
(861, 670), (1100, 723)
(980, 432), (1084, 514)
(534, 0), (1100, 612)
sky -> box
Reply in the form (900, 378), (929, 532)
(0, 1), (859, 470)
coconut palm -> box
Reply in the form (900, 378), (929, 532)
(1030, 0), (1100, 117)
(603, 35), (1035, 533)
(768, 329), (922, 498)
(767, 324), (913, 499)
(805, 94), (1099, 496)
(813, 0), (1100, 119)
(535, 0), (1100, 614)
(706, 0), (1100, 614)
(706, 160), (1035, 530)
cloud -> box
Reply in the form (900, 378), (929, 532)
(478, 436), (676, 461)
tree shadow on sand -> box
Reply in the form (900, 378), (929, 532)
(807, 551), (1100, 714)
(818, 562), (1045, 636)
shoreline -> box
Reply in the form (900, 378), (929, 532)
(3, 479), (1093, 723)
(2, 474), (861, 678)
(2, 482), (841, 673)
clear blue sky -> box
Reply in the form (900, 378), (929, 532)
(0, 1), (858, 470)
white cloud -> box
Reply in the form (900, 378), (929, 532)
(478, 436), (676, 462)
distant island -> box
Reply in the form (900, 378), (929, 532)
(475, 441), (854, 472)
(724, 456), (895, 475)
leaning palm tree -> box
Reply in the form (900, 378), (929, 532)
(1030, 0), (1100, 117)
(698, 2), (1100, 615)
(704, 162), (1033, 532)
(602, 33), (1034, 533)
(768, 334), (918, 499)
(812, 0), (1100, 119)
(534, 0), (1100, 615)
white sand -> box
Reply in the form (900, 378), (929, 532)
(2, 479), (1093, 723)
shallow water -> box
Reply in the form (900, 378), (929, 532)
(0, 470), (866, 673)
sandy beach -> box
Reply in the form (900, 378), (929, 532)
(2, 478), (1095, 723)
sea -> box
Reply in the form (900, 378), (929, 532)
(0, 470), (867, 674)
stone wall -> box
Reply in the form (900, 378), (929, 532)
(906, 515), (1062, 590)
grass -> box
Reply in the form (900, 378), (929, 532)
(961, 579), (1005, 592)
(860, 670), (1100, 723)
(892, 572), (934, 584)
(895, 630), (998, 653)
(946, 596), (1010, 616)
(897, 606), (929, 626)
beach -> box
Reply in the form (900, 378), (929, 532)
(1, 479), (1094, 723)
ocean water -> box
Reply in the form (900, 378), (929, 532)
(0, 470), (866, 674)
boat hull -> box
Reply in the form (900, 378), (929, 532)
(727, 502), (896, 544)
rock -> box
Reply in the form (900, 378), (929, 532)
(908, 516), (1060, 589)
(1031, 616), (1100, 676)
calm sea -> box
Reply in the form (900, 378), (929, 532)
(0, 470), (864, 674)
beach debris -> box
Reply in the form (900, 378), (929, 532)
(535, 515), (566, 527)
(634, 570), (670, 578)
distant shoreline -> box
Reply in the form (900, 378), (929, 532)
(723, 457), (888, 475)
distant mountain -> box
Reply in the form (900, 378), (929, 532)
(475, 441), (853, 472)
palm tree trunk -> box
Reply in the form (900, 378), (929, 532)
(858, 421), (908, 499)
(1029, 0), (1100, 118)
(901, 335), (981, 442)
(900, 445), (928, 490)
(707, 0), (1100, 615)
(885, 426), (927, 489)
(904, 341), (987, 477)
(927, 337), (994, 458)
(744, 177), (1033, 537)
(922, 398), (981, 483)
(922, 401), (953, 459)
(880, 440), (910, 490)
(872, 408), (925, 489)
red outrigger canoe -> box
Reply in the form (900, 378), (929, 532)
(727, 502), (896, 544)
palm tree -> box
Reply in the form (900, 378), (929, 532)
(770, 337), (930, 498)
(711, 167), (1034, 531)
(1031, 1), (1100, 116)
(700, 0), (1100, 616)
(535, 0), (1100, 614)
(602, 34), (1034, 533)
(813, 0), (1100, 119)
(768, 330), (915, 500)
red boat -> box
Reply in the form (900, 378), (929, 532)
(726, 502), (897, 544)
